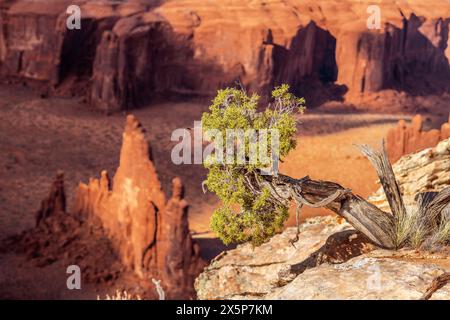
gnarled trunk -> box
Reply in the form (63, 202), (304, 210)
(260, 174), (397, 249)
(251, 141), (449, 250)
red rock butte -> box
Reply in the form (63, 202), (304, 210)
(0, 0), (448, 111)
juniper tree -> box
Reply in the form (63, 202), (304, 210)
(202, 85), (305, 246)
(202, 85), (450, 249)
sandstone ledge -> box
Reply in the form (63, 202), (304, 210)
(195, 216), (450, 300)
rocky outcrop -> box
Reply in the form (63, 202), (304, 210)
(338, 14), (450, 100)
(370, 137), (450, 211)
(0, 1), (152, 92)
(3, 114), (204, 299)
(195, 216), (374, 299)
(35, 170), (66, 227)
(1, 1), (449, 110)
(195, 216), (450, 300)
(265, 249), (450, 300)
(75, 114), (205, 298)
(2, 172), (125, 286)
(386, 115), (450, 163)
(89, 13), (226, 112)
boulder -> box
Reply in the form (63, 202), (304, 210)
(195, 216), (374, 299)
(266, 249), (450, 300)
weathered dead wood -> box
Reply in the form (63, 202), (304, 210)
(250, 142), (404, 249)
(423, 187), (450, 226)
(244, 141), (449, 250)
(420, 272), (450, 300)
(260, 174), (397, 249)
(357, 142), (407, 224)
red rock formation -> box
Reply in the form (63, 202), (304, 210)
(0, 1), (448, 110)
(386, 114), (450, 162)
(4, 172), (125, 285)
(4, 114), (204, 299)
(75, 114), (204, 298)
(0, 1), (145, 93)
(35, 170), (66, 227)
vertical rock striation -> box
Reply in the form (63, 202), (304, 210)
(0, 1), (448, 110)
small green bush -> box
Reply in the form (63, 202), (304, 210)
(202, 85), (305, 246)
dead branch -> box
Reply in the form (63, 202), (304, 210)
(243, 142), (406, 249)
(241, 141), (449, 250)
(357, 142), (407, 224)
(423, 187), (450, 226)
(258, 174), (397, 249)
(420, 272), (450, 300)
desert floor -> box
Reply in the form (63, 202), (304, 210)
(0, 83), (447, 298)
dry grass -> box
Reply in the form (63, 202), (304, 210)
(429, 209), (450, 247)
(97, 290), (142, 300)
(395, 200), (450, 249)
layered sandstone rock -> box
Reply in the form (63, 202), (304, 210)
(195, 216), (450, 300)
(370, 137), (450, 211)
(386, 115), (450, 162)
(265, 249), (450, 300)
(0, 1), (150, 93)
(75, 114), (205, 298)
(89, 12), (223, 112)
(1, 0), (448, 110)
(195, 216), (374, 299)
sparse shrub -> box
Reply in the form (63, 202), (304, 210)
(202, 85), (305, 246)
(398, 201), (450, 249)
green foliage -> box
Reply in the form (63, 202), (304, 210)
(202, 85), (305, 246)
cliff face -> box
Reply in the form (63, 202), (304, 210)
(0, 0), (120, 91)
(0, 0), (66, 83)
(0, 0), (449, 110)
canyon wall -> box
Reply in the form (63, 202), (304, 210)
(0, 0), (449, 111)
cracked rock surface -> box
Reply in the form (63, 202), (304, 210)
(195, 216), (450, 300)
(195, 216), (374, 299)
